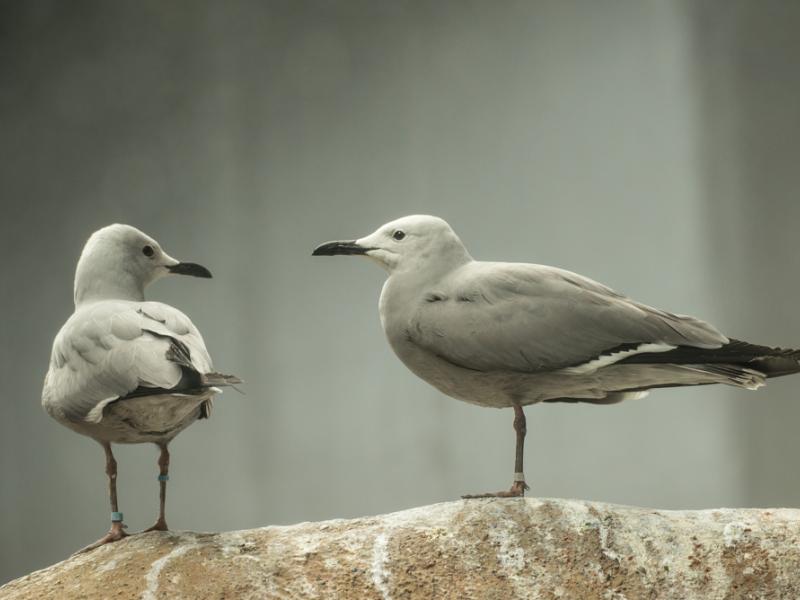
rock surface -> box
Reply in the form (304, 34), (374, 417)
(2, 498), (800, 599)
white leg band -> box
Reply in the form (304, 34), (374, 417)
(514, 472), (526, 482)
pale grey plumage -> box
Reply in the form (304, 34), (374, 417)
(43, 300), (217, 442)
(406, 261), (726, 374)
(43, 223), (240, 549)
(314, 215), (800, 497)
(42, 224), (236, 444)
(315, 215), (788, 410)
(391, 259), (743, 407)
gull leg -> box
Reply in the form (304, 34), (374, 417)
(144, 443), (170, 532)
(75, 442), (129, 553)
(462, 404), (530, 499)
(510, 404), (530, 495)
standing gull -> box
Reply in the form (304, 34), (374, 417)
(43, 224), (241, 551)
(313, 215), (800, 497)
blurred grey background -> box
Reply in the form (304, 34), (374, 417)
(2, 0), (800, 584)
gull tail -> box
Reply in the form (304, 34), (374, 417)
(202, 371), (243, 387)
(197, 372), (243, 419)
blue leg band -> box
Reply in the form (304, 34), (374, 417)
(157, 475), (169, 482)
(111, 512), (124, 522)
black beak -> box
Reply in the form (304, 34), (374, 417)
(167, 262), (213, 278)
(312, 240), (370, 256)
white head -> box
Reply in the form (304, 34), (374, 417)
(312, 215), (472, 276)
(74, 224), (211, 306)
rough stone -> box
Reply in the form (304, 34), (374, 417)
(2, 498), (800, 599)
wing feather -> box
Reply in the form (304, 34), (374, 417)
(406, 262), (728, 374)
(43, 300), (216, 422)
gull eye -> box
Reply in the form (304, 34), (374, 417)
(392, 230), (406, 241)
(142, 245), (155, 258)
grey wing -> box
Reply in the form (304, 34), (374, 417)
(42, 301), (217, 422)
(407, 262), (728, 373)
(136, 301), (214, 374)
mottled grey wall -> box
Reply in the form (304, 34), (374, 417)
(1, 0), (799, 585)
(688, 0), (800, 506)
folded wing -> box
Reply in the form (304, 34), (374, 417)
(407, 262), (728, 374)
(43, 301), (228, 422)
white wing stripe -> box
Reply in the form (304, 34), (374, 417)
(560, 343), (676, 375)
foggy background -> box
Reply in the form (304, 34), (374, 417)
(2, 0), (800, 584)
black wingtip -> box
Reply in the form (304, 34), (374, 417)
(617, 339), (800, 379)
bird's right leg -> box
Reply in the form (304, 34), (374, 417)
(75, 442), (129, 553)
(143, 443), (170, 532)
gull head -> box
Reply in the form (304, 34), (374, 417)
(312, 215), (472, 275)
(74, 224), (212, 305)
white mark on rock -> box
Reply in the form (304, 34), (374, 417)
(141, 543), (194, 600)
(371, 532), (392, 600)
(293, 532), (322, 556)
(486, 512), (527, 598)
(723, 522), (746, 547)
(489, 524), (525, 571)
(216, 530), (261, 561)
(599, 522), (620, 561)
(97, 558), (118, 572)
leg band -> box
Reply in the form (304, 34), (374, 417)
(513, 472), (526, 482)
(157, 475), (169, 482)
(111, 512), (124, 522)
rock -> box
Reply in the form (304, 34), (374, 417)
(2, 498), (800, 599)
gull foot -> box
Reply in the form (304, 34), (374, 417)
(74, 521), (129, 554)
(462, 480), (530, 499)
(142, 518), (169, 533)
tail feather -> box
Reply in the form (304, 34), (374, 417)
(676, 364), (766, 390)
(196, 373), (243, 420)
(202, 372), (243, 387)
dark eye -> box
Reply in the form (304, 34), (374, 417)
(142, 245), (155, 257)
(393, 230), (406, 241)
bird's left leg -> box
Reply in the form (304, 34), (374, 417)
(462, 404), (530, 498)
(144, 443), (170, 532)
